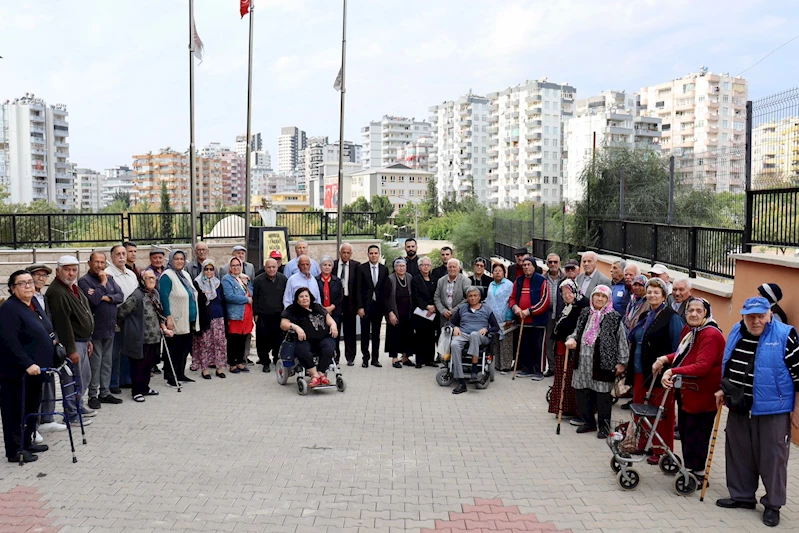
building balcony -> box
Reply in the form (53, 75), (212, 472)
(525, 183), (541, 191)
(459, 106), (470, 116)
(526, 133), (542, 141)
(527, 119), (542, 127)
(526, 145), (542, 153)
(458, 184), (471, 192)
(489, 162), (498, 169)
(525, 95), (542, 104)
(511, 147), (519, 155)
(32, 168), (48, 177)
(488, 125), (498, 134)
(510, 172), (519, 179)
(31, 146), (46, 156)
(605, 126), (632, 135)
(489, 185), (499, 193)
(459, 162), (471, 171)
(488, 149), (498, 157)
(460, 118), (472, 127)
(525, 171), (542, 179)
(488, 115), (498, 124)
(53, 119), (69, 128)
(528, 157), (542, 165)
(29, 114), (45, 124)
(707, 98), (719, 108)
(527, 107), (543, 115)
(634, 127), (659, 136)
(55, 141), (69, 148)
(488, 103), (498, 112)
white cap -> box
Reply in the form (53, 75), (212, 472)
(648, 264), (668, 275)
(232, 245), (246, 252)
(57, 255), (80, 267)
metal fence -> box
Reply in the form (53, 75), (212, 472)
(0, 211), (377, 249)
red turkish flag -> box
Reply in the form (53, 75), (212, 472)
(240, 0), (250, 17)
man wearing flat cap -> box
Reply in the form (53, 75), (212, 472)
(217, 245), (255, 280)
(507, 247), (529, 283)
(716, 296), (799, 527)
(144, 248), (167, 279)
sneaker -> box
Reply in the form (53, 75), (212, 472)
(530, 372), (545, 381)
(516, 370), (532, 377)
(38, 422), (67, 433)
(569, 418), (582, 427)
(34, 431), (43, 444)
(87, 397), (102, 410)
(68, 416), (91, 426)
(80, 406), (97, 417)
(99, 395), (123, 404)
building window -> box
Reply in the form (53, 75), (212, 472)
(543, 139), (550, 146)
(543, 176), (549, 184)
(722, 120), (729, 129)
(390, 176), (395, 182)
(722, 133), (728, 141)
(552, 177), (557, 184)
(398, 176), (404, 182)
(409, 176), (415, 182)
(544, 101), (550, 109)
(723, 81), (730, 90)
(723, 107), (729, 116)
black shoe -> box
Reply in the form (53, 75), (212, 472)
(452, 382), (467, 394)
(87, 397), (101, 410)
(99, 395), (123, 404)
(362, 362), (369, 368)
(26, 443), (48, 453)
(621, 400), (632, 410)
(8, 451), (37, 463)
(576, 424), (597, 434)
(403, 360), (414, 366)
(372, 361), (382, 368)
(180, 376), (195, 383)
(597, 428), (609, 439)
(262, 364), (270, 373)
(215, 371), (226, 379)
(347, 361), (355, 367)
(763, 508), (780, 527)
(202, 373), (212, 380)
(415, 363), (423, 369)
(151, 366), (162, 374)
(392, 361), (402, 369)
(543, 370), (555, 378)
(716, 498), (757, 509)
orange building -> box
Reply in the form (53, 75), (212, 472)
(132, 149), (222, 211)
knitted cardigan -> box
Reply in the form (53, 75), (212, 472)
(572, 308), (627, 383)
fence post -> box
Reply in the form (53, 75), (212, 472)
(650, 224), (658, 263)
(689, 227), (698, 278)
(11, 215), (17, 250)
(531, 204), (536, 245)
(125, 213), (131, 243)
(619, 167), (625, 220)
(668, 156), (675, 225)
(541, 204), (546, 243)
(742, 100), (753, 253)
(46, 215), (52, 249)
(620, 221), (627, 258)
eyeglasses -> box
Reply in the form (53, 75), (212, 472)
(15, 281), (35, 287)
(547, 260), (559, 264)
(32, 272), (49, 278)
(203, 267), (214, 271)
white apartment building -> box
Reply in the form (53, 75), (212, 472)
(638, 68), (748, 191)
(396, 137), (433, 171)
(73, 167), (103, 212)
(361, 116), (431, 169)
(486, 79), (576, 208)
(300, 138), (362, 197)
(563, 90), (662, 204)
(101, 166), (135, 208)
(252, 150), (271, 169)
(308, 161), (360, 210)
(0, 94), (73, 210)
(428, 93), (491, 205)
(346, 164), (433, 214)
(234, 132), (263, 157)
(751, 116), (799, 187)
(277, 126), (306, 175)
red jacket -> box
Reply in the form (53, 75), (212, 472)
(666, 325), (725, 414)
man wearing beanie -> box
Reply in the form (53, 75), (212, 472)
(758, 283), (788, 324)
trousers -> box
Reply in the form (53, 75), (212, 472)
(360, 313), (382, 364)
(676, 407), (717, 472)
(0, 375), (42, 458)
(164, 334), (191, 382)
(256, 314), (283, 365)
(450, 332), (490, 379)
(575, 387), (612, 430)
(130, 344), (158, 396)
(296, 337), (336, 371)
(74, 341), (91, 411)
(515, 325), (545, 373)
(89, 336), (114, 398)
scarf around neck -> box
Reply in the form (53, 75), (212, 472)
(672, 298), (720, 367)
(583, 300), (613, 346)
(195, 258), (220, 301)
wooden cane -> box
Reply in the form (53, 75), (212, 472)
(556, 348), (571, 435)
(700, 405), (724, 502)
(511, 324), (524, 380)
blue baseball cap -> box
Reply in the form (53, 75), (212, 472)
(740, 297), (771, 315)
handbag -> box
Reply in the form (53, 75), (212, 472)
(279, 331), (297, 366)
(53, 339), (68, 367)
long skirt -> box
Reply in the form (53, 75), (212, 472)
(192, 318), (227, 370)
(547, 340), (577, 416)
(634, 373), (675, 456)
(494, 330), (516, 371)
(385, 318), (414, 359)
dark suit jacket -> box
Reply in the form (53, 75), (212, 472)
(333, 259), (360, 310)
(356, 262), (389, 316)
(316, 275), (344, 318)
(0, 296), (56, 378)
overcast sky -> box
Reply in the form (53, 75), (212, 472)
(1, 0), (796, 171)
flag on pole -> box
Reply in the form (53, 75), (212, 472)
(240, 0), (251, 17)
(192, 16), (205, 63)
(333, 67), (343, 91)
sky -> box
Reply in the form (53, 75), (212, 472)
(1, 0), (797, 171)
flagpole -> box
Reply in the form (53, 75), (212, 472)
(188, 0), (198, 247)
(335, 0), (347, 256)
(244, 1), (255, 247)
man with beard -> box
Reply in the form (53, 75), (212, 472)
(402, 238), (420, 279)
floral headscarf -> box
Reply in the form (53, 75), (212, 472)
(672, 297), (721, 367)
(583, 285), (613, 346)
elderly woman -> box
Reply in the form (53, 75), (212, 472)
(485, 263), (515, 373)
(412, 256), (438, 368)
(0, 271), (55, 463)
(469, 257), (492, 301)
(565, 285), (628, 439)
(384, 257), (415, 368)
(624, 275), (649, 332)
(316, 256), (344, 363)
(628, 277), (684, 463)
(159, 249), (199, 387)
(222, 257), (254, 374)
(192, 259), (227, 379)
(117, 270), (172, 401)
(448, 286), (500, 394)
(280, 287), (338, 387)
(653, 297), (725, 484)
(548, 279), (589, 419)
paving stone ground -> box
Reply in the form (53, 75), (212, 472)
(0, 335), (797, 533)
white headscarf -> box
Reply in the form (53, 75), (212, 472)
(195, 258), (220, 301)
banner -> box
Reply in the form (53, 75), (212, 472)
(324, 183), (339, 209)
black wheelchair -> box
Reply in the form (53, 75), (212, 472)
(275, 331), (346, 395)
(435, 326), (495, 390)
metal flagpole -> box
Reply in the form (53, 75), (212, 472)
(335, 0), (348, 256)
(188, 0), (198, 247)
(244, 1), (255, 245)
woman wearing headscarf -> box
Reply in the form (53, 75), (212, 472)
(280, 287), (338, 388)
(652, 297), (725, 484)
(485, 263), (514, 373)
(758, 283), (788, 324)
(159, 249), (199, 387)
(565, 285), (628, 438)
(222, 257), (254, 374)
(548, 279), (589, 418)
(383, 257), (414, 368)
(316, 256), (344, 362)
(192, 259), (227, 379)
(624, 275), (650, 332)
(627, 277), (684, 464)
(412, 256), (438, 368)
(117, 269), (172, 401)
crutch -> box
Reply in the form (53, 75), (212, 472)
(511, 323), (524, 380)
(161, 333), (182, 392)
(700, 405), (724, 502)
(555, 349), (571, 435)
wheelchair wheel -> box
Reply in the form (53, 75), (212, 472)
(673, 472), (698, 496)
(336, 376), (346, 392)
(297, 377), (309, 396)
(276, 360), (289, 385)
(475, 372), (490, 389)
(435, 368), (453, 387)
(617, 468), (640, 491)
(488, 361), (495, 382)
(546, 386), (552, 403)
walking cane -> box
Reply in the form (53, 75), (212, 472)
(700, 405), (724, 502)
(161, 333), (182, 393)
(556, 348), (571, 435)
(511, 323), (524, 380)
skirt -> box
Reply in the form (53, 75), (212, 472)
(495, 330), (516, 371)
(548, 340), (577, 416)
(192, 317), (227, 369)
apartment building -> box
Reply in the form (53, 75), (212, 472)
(101, 166), (135, 209)
(428, 93), (491, 205)
(300, 137), (362, 193)
(132, 148), (222, 211)
(277, 126), (306, 175)
(219, 151), (246, 207)
(361, 116), (431, 169)
(253, 168), (297, 197)
(73, 167), (103, 212)
(396, 137), (433, 171)
(563, 90), (662, 203)
(347, 164), (433, 214)
(486, 79), (576, 208)
(234, 132), (262, 157)
(751, 116), (799, 186)
(0, 94), (73, 210)
(638, 68), (748, 191)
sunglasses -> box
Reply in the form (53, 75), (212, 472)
(203, 266), (214, 271)
(547, 260), (559, 264)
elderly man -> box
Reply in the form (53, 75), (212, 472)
(46, 256), (95, 424)
(448, 287), (500, 394)
(509, 257), (551, 380)
(575, 251), (611, 296)
(187, 241), (210, 279)
(124, 241), (140, 279)
(671, 279), (693, 321)
(253, 258), (288, 372)
(106, 244), (139, 393)
(283, 255), (321, 308)
(609, 260), (631, 315)
(716, 297), (799, 527)
(563, 259), (579, 280)
(507, 247), (529, 282)
(356, 245), (388, 367)
(218, 245), (255, 280)
(543, 253), (565, 377)
(79, 252), (124, 408)
(144, 248), (166, 278)
(334, 243), (360, 366)
(434, 259), (471, 327)
(283, 241), (321, 278)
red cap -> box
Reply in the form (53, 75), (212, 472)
(269, 250), (282, 259)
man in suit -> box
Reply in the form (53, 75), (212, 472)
(217, 245), (256, 280)
(431, 246), (454, 282)
(434, 259), (471, 327)
(671, 278), (692, 322)
(507, 247), (529, 283)
(333, 243), (360, 366)
(575, 251), (611, 297)
(356, 245), (388, 368)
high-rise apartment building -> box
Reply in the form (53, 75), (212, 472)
(73, 167), (102, 212)
(429, 93), (491, 205)
(234, 132), (263, 157)
(252, 150), (271, 169)
(277, 126), (306, 175)
(751, 117), (799, 187)
(300, 138), (362, 201)
(132, 149), (222, 211)
(219, 150), (246, 206)
(486, 79), (576, 207)
(0, 94), (73, 210)
(396, 137), (433, 171)
(101, 170), (135, 209)
(637, 68), (748, 191)
(361, 116), (431, 169)
(562, 91), (662, 204)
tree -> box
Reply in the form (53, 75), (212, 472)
(451, 204), (493, 266)
(159, 181), (174, 243)
(370, 195), (393, 225)
(343, 196), (371, 213)
(422, 178), (438, 218)
(112, 191), (132, 210)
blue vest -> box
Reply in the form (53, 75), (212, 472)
(722, 320), (794, 416)
(513, 273), (549, 327)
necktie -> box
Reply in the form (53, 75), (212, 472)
(340, 262), (348, 296)
(372, 265), (378, 300)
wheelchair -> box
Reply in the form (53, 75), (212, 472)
(435, 327), (495, 390)
(275, 331), (346, 395)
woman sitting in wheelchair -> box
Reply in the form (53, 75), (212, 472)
(280, 287), (339, 388)
(448, 287), (500, 395)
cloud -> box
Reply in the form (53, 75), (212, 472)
(404, 36), (459, 62)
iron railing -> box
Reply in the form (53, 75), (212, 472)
(748, 187), (799, 248)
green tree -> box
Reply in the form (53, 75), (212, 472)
(422, 178), (438, 218)
(159, 181), (174, 243)
(370, 195), (393, 225)
(112, 191), (132, 210)
(451, 204), (493, 266)
(343, 196), (371, 213)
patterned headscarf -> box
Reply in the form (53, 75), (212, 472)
(195, 259), (220, 301)
(583, 285), (613, 346)
(672, 297), (721, 367)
